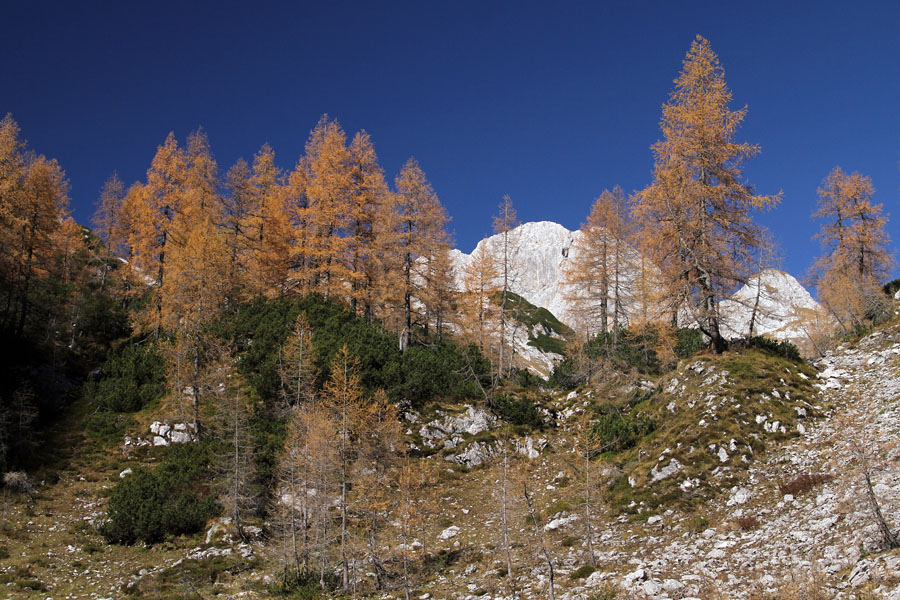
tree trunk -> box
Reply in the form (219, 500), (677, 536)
(584, 446), (595, 566)
(501, 444), (514, 587)
(524, 482), (556, 600)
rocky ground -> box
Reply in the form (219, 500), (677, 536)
(2, 323), (900, 599)
(399, 324), (900, 600)
(554, 325), (900, 600)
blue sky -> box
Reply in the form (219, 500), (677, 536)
(2, 1), (899, 282)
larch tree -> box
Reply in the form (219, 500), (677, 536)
(126, 132), (187, 337)
(159, 130), (229, 437)
(92, 173), (127, 292)
(390, 158), (451, 351)
(322, 346), (366, 591)
(279, 312), (317, 410)
(563, 187), (635, 347)
(277, 398), (338, 589)
(222, 157), (255, 299)
(493, 195), (520, 377)
(9, 154), (70, 337)
(494, 427), (518, 589)
(522, 474), (556, 600)
(459, 239), (500, 351)
(633, 35), (780, 353)
(396, 457), (432, 600)
(242, 144), (295, 297)
(274, 406), (310, 582)
(574, 415), (605, 568)
(742, 229), (782, 338)
(0, 113), (25, 299)
(810, 167), (894, 331)
(207, 346), (256, 542)
(347, 131), (389, 318)
(420, 244), (456, 339)
(353, 388), (402, 589)
(302, 115), (353, 300)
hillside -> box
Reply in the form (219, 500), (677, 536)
(3, 309), (900, 599)
(499, 291), (574, 376)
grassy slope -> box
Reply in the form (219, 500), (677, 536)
(605, 348), (821, 514)
(501, 291), (574, 356)
(0, 344), (830, 598)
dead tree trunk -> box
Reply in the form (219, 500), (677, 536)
(523, 481), (556, 600)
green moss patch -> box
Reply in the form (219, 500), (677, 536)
(605, 349), (820, 513)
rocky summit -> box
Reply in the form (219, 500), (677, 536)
(450, 222), (825, 358)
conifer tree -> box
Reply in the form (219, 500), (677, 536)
(208, 347), (256, 542)
(564, 187), (635, 346)
(8, 154), (70, 336)
(322, 346), (366, 590)
(246, 144), (289, 296)
(162, 131), (228, 436)
(279, 313), (317, 409)
(127, 132), (187, 337)
(222, 157), (255, 298)
(493, 195), (520, 376)
(390, 158), (451, 351)
(420, 245), (456, 339)
(810, 167), (894, 331)
(459, 240), (500, 351)
(277, 399), (338, 587)
(92, 173), (127, 292)
(354, 389), (401, 589)
(347, 131), (389, 317)
(396, 456), (427, 600)
(274, 407), (309, 581)
(634, 35), (780, 352)
(302, 116), (353, 299)
(0, 114), (25, 303)
(523, 474), (556, 600)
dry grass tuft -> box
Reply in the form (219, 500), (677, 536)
(778, 473), (833, 497)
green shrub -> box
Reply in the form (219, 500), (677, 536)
(493, 394), (543, 428)
(394, 341), (490, 406)
(84, 410), (132, 441)
(217, 295), (400, 401)
(268, 570), (334, 599)
(514, 368), (543, 389)
(570, 564), (596, 580)
(84, 343), (166, 413)
(101, 443), (217, 545)
(674, 328), (704, 359)
(218, 295), (490, 408)
(551, 327), (667, 387)
(591, 404), (654, 452)
(748, 336), (801, 362)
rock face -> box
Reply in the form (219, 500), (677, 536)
(125, 421), (196, 448)
(413, 405), (547, 466)
(450, 221), (580, 326)
(719, 269), (824, 348)
(450, 222), (822, 351)
(418, 407), (497, 449)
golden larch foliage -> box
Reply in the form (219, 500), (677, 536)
(633, 35), (779, 352)
(810, 167), (894, 331)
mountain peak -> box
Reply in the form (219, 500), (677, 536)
(452, 221), (822, 350)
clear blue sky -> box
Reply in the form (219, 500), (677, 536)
(2, 1), (899, 282)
